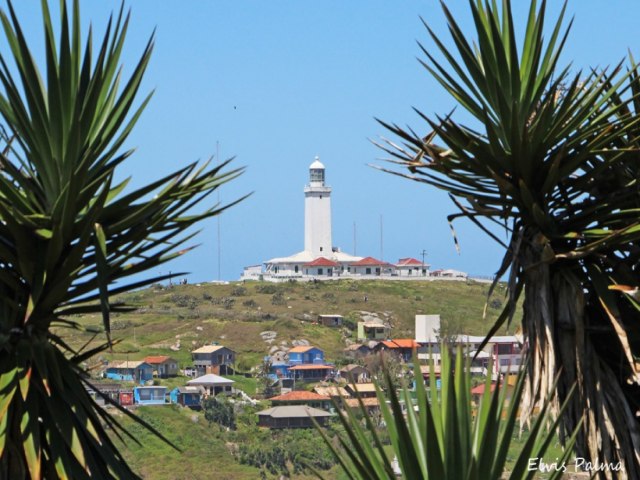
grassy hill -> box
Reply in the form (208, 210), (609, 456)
(65, 278), (518, 371)
(59, 279), (523, 479)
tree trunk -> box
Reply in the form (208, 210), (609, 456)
(521, 240), (640, 479)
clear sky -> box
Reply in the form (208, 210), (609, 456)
(6, 1), (640, 282)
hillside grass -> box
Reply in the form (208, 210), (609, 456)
(63, 279), (518, 372)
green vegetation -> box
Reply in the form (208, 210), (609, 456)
(61, 279), (516, 371)
(0, 1), (243, 478)
(320, 347), (578, 480)
(378, 0), (640, 473)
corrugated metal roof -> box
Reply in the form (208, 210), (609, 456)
(269, 391), (330, 402)
(257, 405), (332, 418)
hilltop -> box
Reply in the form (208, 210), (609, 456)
(65, 279), (517, 370)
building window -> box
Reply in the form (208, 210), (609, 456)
(320, 247), (323, 252)
(365, 268), (371, 275)
(294, 265), (299, 273)
(318, 268), (323, 275)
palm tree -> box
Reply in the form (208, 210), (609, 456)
(376, 0), (640, 476)
(319, 347), (578, 480)
(0, 1), (245, 478)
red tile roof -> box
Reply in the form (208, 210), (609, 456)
(144, 355), (174, 364)
(288, 364), (334, 370)
(270, 391), (330, 402)
(382, 339), (419, 349)
(288, 345), (318, 353)
(350, 256), (390, 266)
(305, 257), (339, 267)
(396, 257), (423, 266)
(471, 383), (497, 395)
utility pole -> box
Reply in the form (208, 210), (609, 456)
(421, 249), (427, 276)
(379, 215), (384, 261)
(216, 141), (222, 281)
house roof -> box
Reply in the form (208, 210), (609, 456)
(340, 364), (368, 373)
(305, 257), (339, 267)
(344, 343), (370, 352)
(350, 256), (390, 266)
(288, 364), (334, 371)
(257, 405), (332, 419)
(344, 398), (380, 408)
(288, 345), (319, 353)
(187, 374), (235, 386)
(108, 361), (151, 369)
(269, 391), (330, 402)
(382, 338), (420, 348)
(347, 383), (377, 393)
(382, 339), (419, 349)
(144, 355), (176, 365)
(396, 257), (424, 266)
(471, 383), (497, 395)
(192, 345), (231, 354)
(175, 386), (205, 394)
(314, 386), (350, 398)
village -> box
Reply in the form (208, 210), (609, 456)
(88, 311), (522, 430)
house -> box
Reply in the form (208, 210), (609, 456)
(395, 257), (430, 277)
(288, 345), (325, 365)
(257, 405), (333, 429)
(119, 390), (134, 406)
(357, 320), (389, 341)
(344, 397), (381, 415)
(133, 386), (167, 405)
(269, 390), (331, 410)
(191, 345), (236, 376)
(313, 385), (350, 402)
(339, 364), (370, 384)
(350, 256), (394, 276)
(86, 382), (122, 407)
(104, 361), (153, 384)
(343, 343), (371, 358)
(288, 364), (335, 381)
(376, 339), (420, 362)
(170, 386), (205, 408)
(304, 257), (339, 277)
(345, 383), (378, 399)
(317, 314), (343, 327)
(187, 373), (235, 396)
(144, 355), (179, 378)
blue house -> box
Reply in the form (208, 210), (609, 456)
(288, 346), (324, 365)
(105, 361), (153, 384)
(170, 386), (204, 409)
(133, 386), (167, 405)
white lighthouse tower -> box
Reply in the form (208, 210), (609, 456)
(304, 157), (332, 257)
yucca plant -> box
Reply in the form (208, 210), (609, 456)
(375, 0), (640, 476)
(0, 1), (245, 478)
(318, 347), (579, 479)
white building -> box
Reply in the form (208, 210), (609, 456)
(240, 158), (464, 282)
(259, 158), (361, 280)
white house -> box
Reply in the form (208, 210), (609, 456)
(395, 257), (430, 277)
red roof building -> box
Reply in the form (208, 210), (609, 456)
(305, 257), (339, 267)
(395, 257), (430, 277)
(143, 355), (178, 378)
(350, 257), (394, 276)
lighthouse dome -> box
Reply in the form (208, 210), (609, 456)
(309, 157), (325, 169)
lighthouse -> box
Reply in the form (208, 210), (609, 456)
(304, 157), (332, 257)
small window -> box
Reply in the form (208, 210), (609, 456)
(320, 247), (323, 252)
(365, 268), (371, 275)
(294, 265), (299, 273)
(318, 268), (323, 275)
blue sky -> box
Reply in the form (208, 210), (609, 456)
(7, 1), (640, 282)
